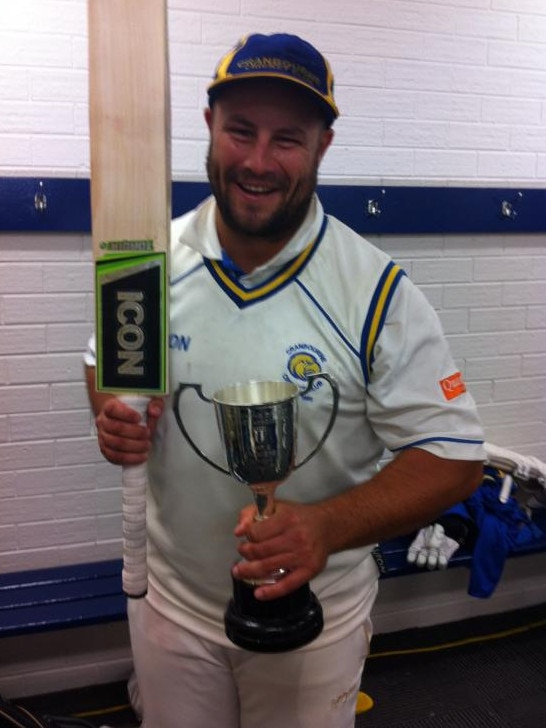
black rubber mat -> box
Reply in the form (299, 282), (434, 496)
(13, 682), (137, 727)
(358, 602), (546, 727)
(12, 602), (546, 727)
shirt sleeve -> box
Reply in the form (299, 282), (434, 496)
(83, 333), (96, 367)
(365, 276), (485, 461)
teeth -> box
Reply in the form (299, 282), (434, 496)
(241, 184), (271, 194)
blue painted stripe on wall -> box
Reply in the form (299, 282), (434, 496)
(0, 177), (544, 234)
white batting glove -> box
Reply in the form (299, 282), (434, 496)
(407, 523), (461, 570)
(484, 442), (546, 487)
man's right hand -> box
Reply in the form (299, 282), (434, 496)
(95, 397), (164, 466)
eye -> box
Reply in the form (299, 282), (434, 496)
(276, 135), (301, 149)
(228, 125), (253, 141)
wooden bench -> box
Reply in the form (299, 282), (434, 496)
(2, 509), (545, 638)
(0, 559), (126, 638)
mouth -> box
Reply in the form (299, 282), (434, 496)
(240, 182), (272, 193)
(232, 172), (283, 198)
(237, 181), (278, 198)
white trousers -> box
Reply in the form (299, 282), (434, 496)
(128, 597), (372, 728)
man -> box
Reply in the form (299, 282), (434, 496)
(85, 33), (485, 728)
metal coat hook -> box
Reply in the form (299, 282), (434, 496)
(366, 189), (386, 217)
(501, 191), (523, 220)
(34, 180), (47, 213)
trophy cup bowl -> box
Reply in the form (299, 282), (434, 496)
(173, 373), (339, 652)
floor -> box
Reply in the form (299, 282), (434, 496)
(10, 601), (546, 727)
(357, 601), (546, 728)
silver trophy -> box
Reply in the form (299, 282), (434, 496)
(174, 373), (339, 652)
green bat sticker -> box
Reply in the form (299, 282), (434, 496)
(96, 249), (168, 394)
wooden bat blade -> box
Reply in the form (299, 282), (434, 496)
(89, 0), (170, 249)
(89, 0), (171, 395)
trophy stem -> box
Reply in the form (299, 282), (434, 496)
(250, 482), (279, 520)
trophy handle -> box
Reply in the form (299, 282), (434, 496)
(294, 372), (339, 470)
(172, 382), (231, 475)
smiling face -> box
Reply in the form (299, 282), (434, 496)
(205, 79), (333, 269)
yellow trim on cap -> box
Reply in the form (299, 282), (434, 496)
(209, 72), (338, 119)
(214, 35), (249, 83)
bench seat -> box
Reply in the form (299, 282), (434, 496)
(374, 508), (546, 577)
(2, 508), (545, 638)
(0, 559), (126, 637)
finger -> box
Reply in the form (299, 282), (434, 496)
(146, 397), (166, 438)
(235, 541), (326, 590)
(97, 427), (151, 469)
(237, 530), (309, 563)
(98, 430), (150, 454)
(99, 397), (154, 436)
(233, 505), (258, 538)
(97, 417), (151, 447)
(234, 539), (294, 574)
(104, 397), (144, 424)
(97, 401), (153, 441)
(147, 397), (165, 419)
(252, 568), (312, 601)
(416, 551), (429, 568)
(98, 427), (151, 454)
(407, 548), (417, 564)
(243, 505), (308, 545)
(427, 548), (439, 570)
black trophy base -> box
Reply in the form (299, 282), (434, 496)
(224, 576), (324, 653)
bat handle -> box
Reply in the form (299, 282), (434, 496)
(120, 394), (150, 598)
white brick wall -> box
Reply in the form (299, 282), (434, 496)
(2, 0), (546, 181)
(0, 0), (545, 695)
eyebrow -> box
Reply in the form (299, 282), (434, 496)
(224, 113), (308, 138)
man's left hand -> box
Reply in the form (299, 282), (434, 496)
(232, 500), (329, 601)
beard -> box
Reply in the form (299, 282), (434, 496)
(206, 146), (319, 244)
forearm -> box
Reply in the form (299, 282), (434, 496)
(84, 364), (115, 416)
(313, 448), (483, 555)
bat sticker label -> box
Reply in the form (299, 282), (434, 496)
(96, 252), (167, 393)
(117, 290), (145, 376)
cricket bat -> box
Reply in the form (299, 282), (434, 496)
(88, 0), (171, 597)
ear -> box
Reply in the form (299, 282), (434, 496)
(204, 106), (213, 131)
(318, 127), (334, 164)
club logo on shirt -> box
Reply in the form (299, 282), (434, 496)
(284, 344), (327, 395)
(439, 371), (467, 401)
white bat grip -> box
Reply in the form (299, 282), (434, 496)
(120, 394), (150, 598)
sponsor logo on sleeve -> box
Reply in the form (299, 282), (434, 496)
(439, 372), (467, 401)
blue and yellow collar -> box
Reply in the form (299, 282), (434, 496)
(205, 215), (328, 307)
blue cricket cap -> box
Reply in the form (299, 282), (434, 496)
(208, 33), (339, 126)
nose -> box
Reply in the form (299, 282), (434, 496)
(244, 135), (274, 175)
